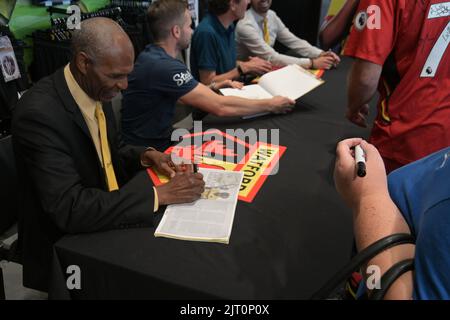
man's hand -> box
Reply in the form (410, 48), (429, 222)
(215, 80), (244, 90)
(334, 139), (388, 210)
(155, 172), (205, 205)
(311, 56), (336, 70)
(319, 50), (341, 66)
(141, 150), (176, 178)
(346, 104), (369, 128)
(268, 96), (296, 114)
(241, 56), (272, 75)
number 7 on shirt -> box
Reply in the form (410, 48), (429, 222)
(420, 14), (450, 78)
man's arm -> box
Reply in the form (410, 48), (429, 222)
(347, 58), (382, 127)
(334, 139), (415, 299)
(198, 57), (272, 85)
(13, 107), (205, 233)
(117, 139), (146, 174)
(199, 68), (240, 85)
(319, 0), (360, 50)
(179, 83), (295, 117)
(236, 18), (308, 67)
(13, 108), (155, 233)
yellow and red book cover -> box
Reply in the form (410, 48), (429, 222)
(147, 130), (286, 203)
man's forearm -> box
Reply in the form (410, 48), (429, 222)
(353, 193), (415, 300)
(214, 95), (273, 117)
(180, 83), (273, 117)
(214, 68), (240, 82)
(199, 69), (240, 85)
(319, 0), (359, 50)
(118, 143), (147, 175)
(347, 59), (381, 112)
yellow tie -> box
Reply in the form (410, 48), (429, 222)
(95, 103), (119, 191)
(263, 17), (270, 44)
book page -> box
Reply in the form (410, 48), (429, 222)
(220, 84), (273, 100)
(154, 168), (244, 244)
(220, 85), (272, 119)
(259, 64), (324, 100)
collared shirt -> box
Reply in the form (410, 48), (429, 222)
(64, 64), (103, 164)
(235, 8), (323, 67)
(190, 13), (237, 80)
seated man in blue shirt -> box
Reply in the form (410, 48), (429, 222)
(122, 0), (294, 151)
(334, 138), (450, 299)
(190, 0), (272, 86)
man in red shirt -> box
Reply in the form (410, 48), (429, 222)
(344, 0), (450, 172)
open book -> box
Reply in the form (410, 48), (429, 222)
(154, 168), (244, 244)
(220, 64), (324, 101)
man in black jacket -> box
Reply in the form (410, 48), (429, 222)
(12, 17), (205, 292)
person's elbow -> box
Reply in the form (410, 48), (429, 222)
(318, 29), (329, 50)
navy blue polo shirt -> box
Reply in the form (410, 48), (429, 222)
(121, 44), (198, 150)
(190, 14), (237, 80)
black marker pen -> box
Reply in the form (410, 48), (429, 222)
(355, 145), (366, 177)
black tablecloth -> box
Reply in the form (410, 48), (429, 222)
(50, 57), (376, 299)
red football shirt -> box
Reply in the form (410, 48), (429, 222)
(344, 0), (450, 165)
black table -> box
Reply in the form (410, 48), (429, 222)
(50, 57), (375, 299)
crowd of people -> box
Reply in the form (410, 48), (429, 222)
(7, 0), (450, 298)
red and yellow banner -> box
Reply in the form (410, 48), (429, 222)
(147, 130), (286, 203)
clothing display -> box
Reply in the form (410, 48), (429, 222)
(0, 25), (29, 138)
(30, 4), (152, 82)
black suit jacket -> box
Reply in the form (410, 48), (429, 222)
(12, 68), (155, 292)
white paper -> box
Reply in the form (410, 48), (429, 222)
(220, 65), (323, 101)
(220, 84), (273, 100)
(154, 168), (244, 244)
(259, 64), (323, 100)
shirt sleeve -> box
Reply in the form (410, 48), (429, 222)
(236, 15), (312, 67)
(191, 29), (220, 71)
(343, 0), (396, 65)
(275, 13), (323, 59)
(153, 186), (159, 213)
(152, 59), (199, 100)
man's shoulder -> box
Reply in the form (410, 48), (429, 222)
(12, 70), (73, 134)
(136, 46), (185, 74)
(15, 74), (60, 116)
(194, 16), (219, 37)
(196, 14), (215, 30)
(136, 45), (170, 64)
(389, 147), (450, 209)
(194, 24), (217, 39)
(267, 9), (278, 18)
(236, 10), (258, 31)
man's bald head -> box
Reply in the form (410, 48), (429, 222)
(69, 18), (135, 102)
(71, 17), (134, 63)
